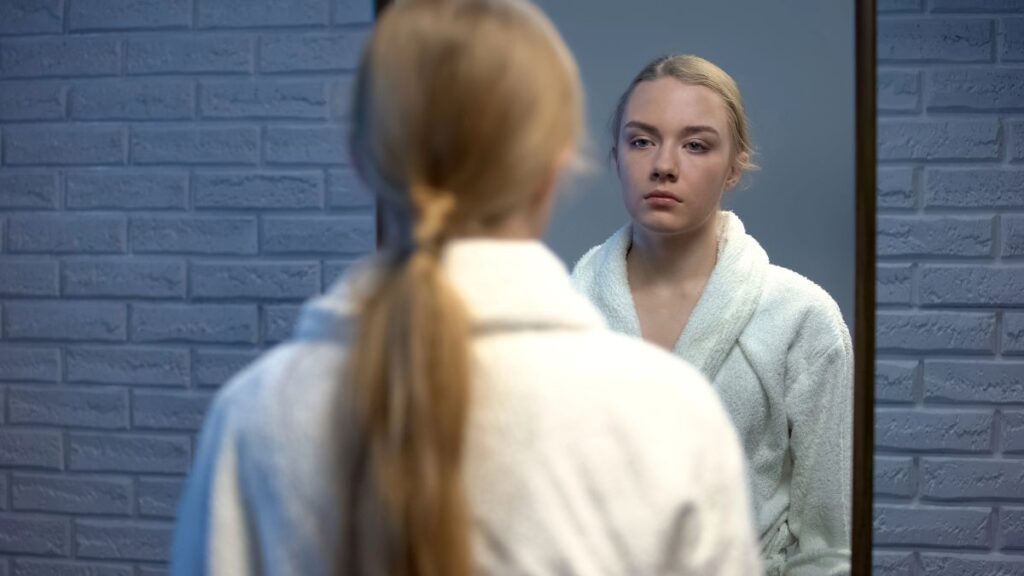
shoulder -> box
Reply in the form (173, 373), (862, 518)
(203, 341), (347, 455)
(759, 264), (850, 352)
(569, 225), (628, 285)
(528, 329), (739, 452)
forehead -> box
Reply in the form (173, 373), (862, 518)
(623, 77), (730, 133)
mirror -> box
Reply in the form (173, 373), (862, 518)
(532, 1), (860, 573)
(376, 0), (875, 572)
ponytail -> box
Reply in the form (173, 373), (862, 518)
(338, 184), (472, 576)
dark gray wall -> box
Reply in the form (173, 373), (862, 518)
(537, 0), (856, 324)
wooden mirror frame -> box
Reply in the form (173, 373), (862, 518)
(371, 1), (876, 573)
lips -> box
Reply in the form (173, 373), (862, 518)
(644, 190), (682, 202)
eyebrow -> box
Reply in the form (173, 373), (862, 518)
(623, 121), (720, 138)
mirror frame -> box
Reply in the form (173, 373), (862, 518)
(372, 1), (877, 573)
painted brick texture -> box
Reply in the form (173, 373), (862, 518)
(876, 2), (1024, 571)
(0, 0), (374, 572)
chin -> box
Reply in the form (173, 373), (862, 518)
(633, 212), (694, 236)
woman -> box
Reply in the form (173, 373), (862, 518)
(572, 55), (852, 575)
(170, 4), (759, 575)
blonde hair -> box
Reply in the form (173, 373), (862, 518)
(338, 1), (583, 575)
(610, 54), (757, 174)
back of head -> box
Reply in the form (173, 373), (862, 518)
(337, 1), (583, 575)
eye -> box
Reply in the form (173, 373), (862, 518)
(685, 141), (709, 153)
(629, 137), (654, 149)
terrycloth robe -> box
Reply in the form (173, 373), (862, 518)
(170, 239), (762, 576)
(571, 212), (852, 576)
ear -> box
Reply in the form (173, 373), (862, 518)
(724, 151), (748, 191)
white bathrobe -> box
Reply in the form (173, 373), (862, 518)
(571, 212), (852, 576)
(170, 239), (761, 575)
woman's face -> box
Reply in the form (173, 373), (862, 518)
(615, 78), (741, 237)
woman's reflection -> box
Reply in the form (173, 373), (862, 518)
(571, 55), (852, 575)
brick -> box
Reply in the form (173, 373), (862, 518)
(925, 169), (1024, 208)
(920, 554), (1024, 574)
(0, 173), (58, 209)
(136, 567), (167, 576)
(876, 311), (995, 353)
(66, 346), (188, 386)
(137, 477), (184, 518)
(878, 120), (1000, 161)
(876, 360), (918, 403)
(75, 520), (172, 561)
(194, 171), (323, 209)
(132, 126), (259, 165)
(0, 430), (62, 469)
(133, 391), (213, 431)
(263, 215), (374, 254)
(0, 260), (58, 296)
(126, 35), (252, 75)
(0, 515), (68, 555)
(8, 215), (126, 254)
(3, 125), (124, 166)
(1006, 411), (1024, 453)
(63, 259), (185, 299)
(932, 0), (1024, 10)
(1003, 215), (1024, 256)
(335, 0), (372, 23)
(1006, 19), (1024, 61)
(12, 474), (132, 515)
(69, 0), (190, 31)
(265, 126), (347, 165)
(924, 360), (1024, 404)
(878, 19), (993, 62)
(0, 346), (59, 382)
(192, 262), (318, 301)
(878, 71), (920, 113)
(0, 0), (63, 34)
(920, 266), (1024, 306)
(921, 458), (1024, 500)
(873, 505), (991, 548)
(928, 69), (1024, 111)
(0, 81), (63, 121)
(873, 552), (916, 576)
(200, 79), (327, 119)
(132, 304), (258, 344)
(328, 167), (373, 208)
(8, 386), (128, 429)
(1004, 507), (1024, 549)
(264, 304), (301, 343)
(1005, 313), (1024, 355)
(66, 171), (187, 210)
(193, 348), (258, 387)
(878, 216), (992, 257)
(877, 264), (913, 305)
(11, 559), (132, 576)
(69, 434), (189, 473)
(329, 75), (355, 120)
(878, 168), (915, 209)
(323, 260), (355, 290)
(0, 37), (119, 78)
(1014, 120), (1024, 162)
(4, 301), (126, 341)
(70, 79), (193, 120)
(875, 456), (916, 498)
(131, 215), (257, 255)
(260, 31), (369, 73)
(198, 0), (329, 28)
(876, 409), (993, 452)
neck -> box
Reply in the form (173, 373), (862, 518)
(628, 211), (722, 287)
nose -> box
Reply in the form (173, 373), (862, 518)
(650, 146), (678, 183)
